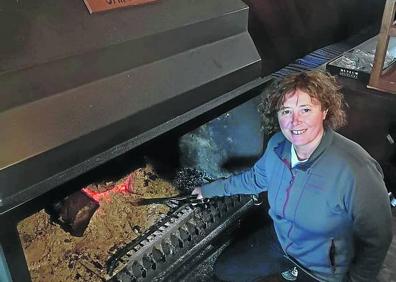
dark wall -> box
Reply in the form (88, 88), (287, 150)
(243, 0), (386, 75)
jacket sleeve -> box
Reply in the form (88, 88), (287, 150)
(200, 146), (270, 198)
(347, 160), (393, 282)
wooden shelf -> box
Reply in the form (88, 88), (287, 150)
(368, 0), (396, 94)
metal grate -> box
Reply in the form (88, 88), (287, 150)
(85, 196), (255, 281)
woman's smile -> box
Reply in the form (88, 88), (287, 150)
(291, 129), (307, 135)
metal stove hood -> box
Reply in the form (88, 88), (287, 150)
(0, 0), (263, 215)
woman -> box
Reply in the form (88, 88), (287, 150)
(192, 70), (393, 281)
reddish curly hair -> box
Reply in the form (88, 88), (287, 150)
(259, 70), (347, 135)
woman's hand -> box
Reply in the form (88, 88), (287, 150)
(191, 187), (203, 200)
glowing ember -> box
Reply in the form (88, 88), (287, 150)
(82, 174), (133, 203)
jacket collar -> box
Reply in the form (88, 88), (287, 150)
(273, 127), (334, 170)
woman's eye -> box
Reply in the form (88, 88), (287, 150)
(302, 108), (311, 113)
(280, 109), (291, 116)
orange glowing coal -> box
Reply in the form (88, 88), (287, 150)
(82, 174), (133, 203)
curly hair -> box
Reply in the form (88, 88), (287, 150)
(259, 70), (347, 135)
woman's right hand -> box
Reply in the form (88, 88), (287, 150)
(191, 187), (203, 200)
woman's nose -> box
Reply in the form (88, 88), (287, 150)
(292, 112), (302, 126)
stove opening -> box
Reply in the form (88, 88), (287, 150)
(16, 97), (264, 282)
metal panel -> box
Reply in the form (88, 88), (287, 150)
(1, 0), (249, 111)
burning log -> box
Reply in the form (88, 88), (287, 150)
(46, 190), (99, 237)
(46, 174), (134, 237)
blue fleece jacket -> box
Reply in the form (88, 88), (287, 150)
(201, 128), (393, 281)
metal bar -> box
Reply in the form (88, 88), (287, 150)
(0, 225), (31, 282)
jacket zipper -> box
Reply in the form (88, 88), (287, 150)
(282, 174), (295, 217)
(283, 164), (295, 253)
(329, 238), (336, 273)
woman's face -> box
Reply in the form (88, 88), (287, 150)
(277, 89), (327, 152)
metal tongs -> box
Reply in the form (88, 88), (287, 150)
(134, 194), (209, 206)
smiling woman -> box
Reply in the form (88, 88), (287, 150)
(261, 71), (347, 137)
(262, 71), (348, 161)
(192, 70), (393, 282)
(277, 89), (327, 160)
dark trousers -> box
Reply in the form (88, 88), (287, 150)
(214, 224), (292, 282)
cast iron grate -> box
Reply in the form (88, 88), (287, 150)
(77, 195), (252, 281)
